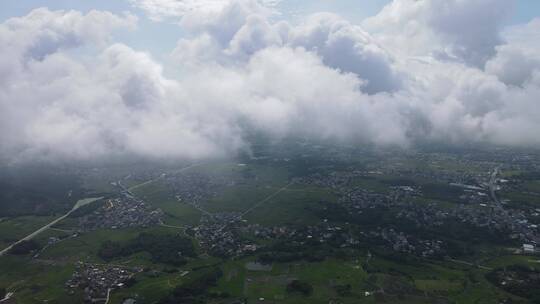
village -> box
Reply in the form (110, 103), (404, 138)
(134, 151), (540, 260)
(65, 262), (141, 303)
(77, 198), (164, 231)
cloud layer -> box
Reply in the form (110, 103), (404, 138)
(129, 0), (281, 21)
(1, 0), (540, 162)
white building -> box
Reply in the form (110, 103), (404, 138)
(523, 244), (535, 254)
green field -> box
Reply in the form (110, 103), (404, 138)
(245, 186), (336, 226)
(0, 216), (56, 249)
(1, 152), (539, 304)
(132, 182), (202, 226)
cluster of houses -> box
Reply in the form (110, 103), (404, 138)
(173, 160), (538, 260)
(66, 262), (141, 303)
(364, 228), (444, 258)
(78, 198), (164, 231)
(244, 222), (358, 247)
(189, 213), (258, 257)
(241, 222), (445, 258)
(164, 171), (235, 205)
(298, 165), (540, 250)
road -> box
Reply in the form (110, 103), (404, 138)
(127, 163), (203, 192)
(0, 197), (103, 257)
(240, 182), (294, 217)
(488, 167), (501, 205)
(104, 288), (112, 304)
(183, 201), (212, 216)
(159, 222), (188, 236)
(0, 292), (14, 302)
(447, 258), (493, 271)
(218, 181), (294, 231)
(121, 163), (209, 228)
(127, 178), (156, 192)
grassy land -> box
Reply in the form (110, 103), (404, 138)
(245, 186), (336, 226)
(207, 253), (529, 304)
(203, 185), (279, 213)
(210, 258), (371, 304)
(109, 255), (223, 304)
(0, 256), (79, 304)
(524, 180), (540, 193)
(502, 191), (540, 209)
(132, 182), (202, 226)
(0, 216), (57, 249)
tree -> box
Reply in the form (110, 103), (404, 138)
(98, 240), (123, 260)
(286, 280), (313, 296)
(8, 240), (41, 255)
(334, 284), (352, 296)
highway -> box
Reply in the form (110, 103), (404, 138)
(0, 197), (103, 257)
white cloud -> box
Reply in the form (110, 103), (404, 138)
(363, 0), (514, 67)
(486, 18), (540, 86)
(129, 0), (281, 22)
(2, 2), (540, 163)
(172, 6), (401, 94)
(289, 13), (402, 94)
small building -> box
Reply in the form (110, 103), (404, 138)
(523, 244), (535, 254)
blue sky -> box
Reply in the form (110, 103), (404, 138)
(2, 0), (539, 24)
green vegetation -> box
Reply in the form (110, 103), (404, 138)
(286, 280), (313, 296)
(69, 199), (105, 218)
(2, 148), (540, 303)
(8, 240), (42, 255)
(486, 264), (540, 301)
(132, 183), (202, 226)
(158, 267), (223, 304)
(246, 187), (335, 226)
(98, 232), (196, 266)
(0, 215), (56, 249)
(421, 183), (465, 203)
(203, 185), (278, 213)
(0, 166), (83, 216)
(0, 255), (78, 304)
